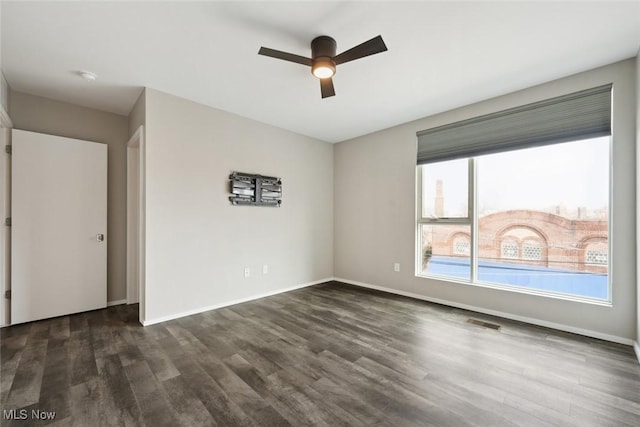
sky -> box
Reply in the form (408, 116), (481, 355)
(422, 137), (610, 218)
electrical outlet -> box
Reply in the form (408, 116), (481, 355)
(244, 267), (250, 278)
(394, 263), (400, 272)
(263, 264), (269, 274)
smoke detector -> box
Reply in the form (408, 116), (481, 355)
(78, 71), (97, 82)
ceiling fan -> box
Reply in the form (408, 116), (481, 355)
(258, 35), (388, 99)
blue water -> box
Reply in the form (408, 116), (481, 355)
(427, 256), (608, 299)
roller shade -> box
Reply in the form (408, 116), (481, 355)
(417, 84), (612, 164)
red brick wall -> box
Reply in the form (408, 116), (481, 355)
(422, 210), (607, 273)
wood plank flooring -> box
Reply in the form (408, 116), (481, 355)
(2, 281), (639, 426)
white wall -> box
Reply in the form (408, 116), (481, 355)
(8, 91), (129, 303)
(143, 88), (333, 323)
(335, 58), (637, 342)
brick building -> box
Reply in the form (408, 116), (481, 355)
(423, 210), (608, 274)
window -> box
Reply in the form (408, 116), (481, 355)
(418, 139), (609, 300)
(421, 224), (471, 280)
(586, 250), (607, 265)
(453, 240), (470, 256)
(522, 242), (543, 261)
(501, 240), (519, 259)
(416, 85), (611, 302)
(421, 159), (468, 218)
(584, 240), (608, 266)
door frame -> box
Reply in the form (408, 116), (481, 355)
(0, 105), (12, 326)
(126, 125), (145, 324)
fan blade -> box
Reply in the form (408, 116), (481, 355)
(258, 47), (312, 66)
(333, 35), (388, 65)
(320, 78), (335, 98)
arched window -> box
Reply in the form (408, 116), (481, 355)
(585, 240), (608, 265)
(522, 239), (543, 260)
(452, 233), (470, 256)
(498, 226), (548, 262)
(501, 239), (519, 259)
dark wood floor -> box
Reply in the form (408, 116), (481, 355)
(1, 281), (639, 426)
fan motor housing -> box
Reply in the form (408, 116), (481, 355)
(311, 36), (337, 78)
(311, 36), (337, 59)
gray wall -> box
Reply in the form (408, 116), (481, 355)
(8, 90), (129, 303)
(129, 89), (145, 137)
(142, 88), (334, 323)
(637, 51), (640, 348)
(335, 58), (637, 342)
(1, 73), (7, 113)
(0, 2), (4, 113)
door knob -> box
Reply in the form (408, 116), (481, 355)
(96, 234), (104, 242)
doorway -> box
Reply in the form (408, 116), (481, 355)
(11, 130), (107, 323)
(127, 126), (145, 324)
(0, 108), (11, 326)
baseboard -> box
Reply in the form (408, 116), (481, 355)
(107, 299), (127, 307)
(634, 341), (640, 364)
(142, 277), (332, 326)
(335, 277), (634, 346)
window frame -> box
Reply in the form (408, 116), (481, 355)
(416, 141), (612, 305)
(417, 159), (479, 281)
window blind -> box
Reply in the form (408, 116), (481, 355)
(416, 84), (612, 165)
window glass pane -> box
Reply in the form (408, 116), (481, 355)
(421, 159), (468, 218)
(476, 138), (609, 299)
(421, 224), (470, 280)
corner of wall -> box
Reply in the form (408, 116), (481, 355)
(331, 141), (337, 278)
(0, 73), (11, 129)
(1, 72), (9, 114)
(128, 88), (146, 137)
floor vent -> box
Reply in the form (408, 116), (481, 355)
(467, 318), (501, 330)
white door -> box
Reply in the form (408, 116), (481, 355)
(11, 129), (107, 324)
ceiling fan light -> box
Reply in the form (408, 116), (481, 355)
(312, 59), (335, 79)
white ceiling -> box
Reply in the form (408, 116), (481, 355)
(2, 1), (639, 143)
